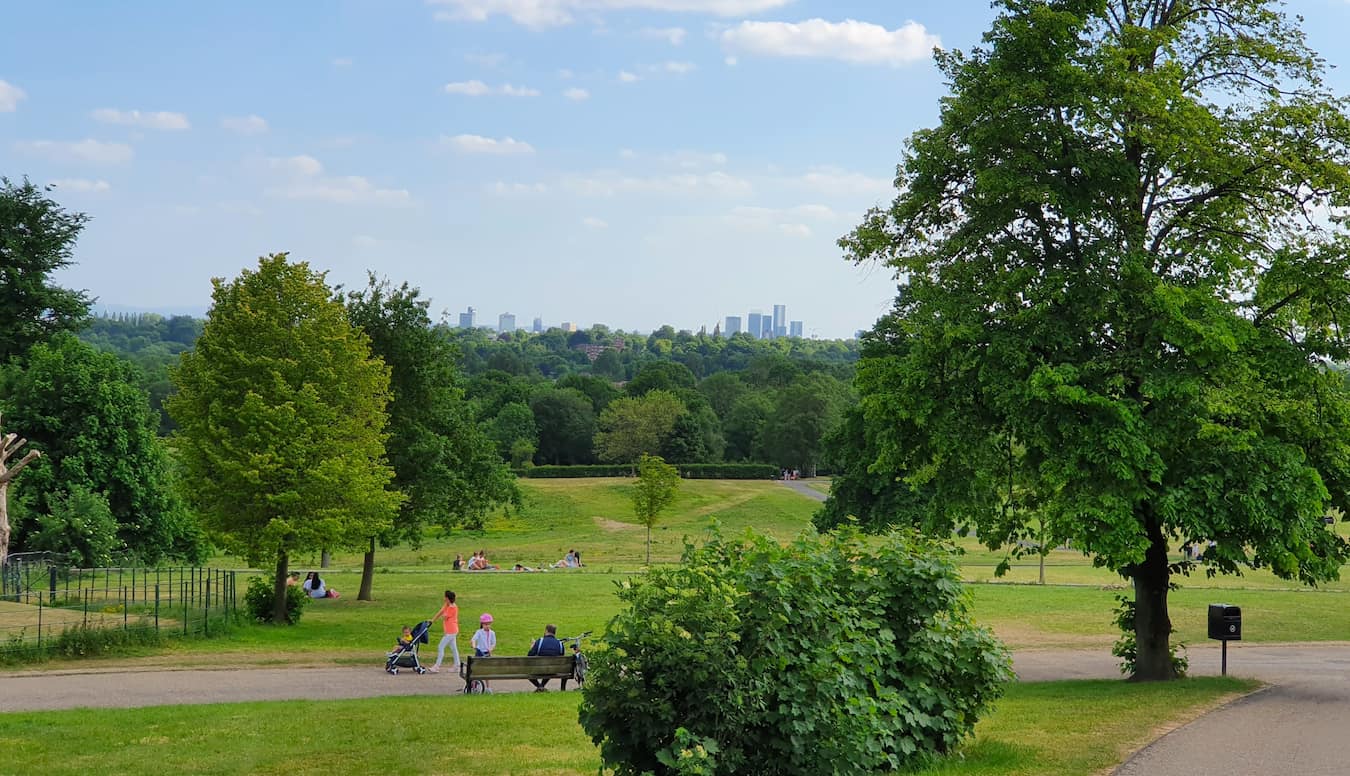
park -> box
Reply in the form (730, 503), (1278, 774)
(7, 0), (1350, 773)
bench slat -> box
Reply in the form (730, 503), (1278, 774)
(460, 655), (576, 681)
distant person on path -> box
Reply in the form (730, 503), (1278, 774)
(429, 590), (460, 674)
(472, 613), (498, 692)
(302, 571), (339, 599)
(526, 624), (566, 691)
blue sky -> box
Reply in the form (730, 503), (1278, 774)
(3, 1), (1350, 337)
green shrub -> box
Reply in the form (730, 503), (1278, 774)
(243, 575), (308, 624)
(515, 465), (634, 478)
(579, 527), (1012, 775)
(25, 485), (121, 567)
(676, 464), (779, 479)
(50, 624), (164, 658)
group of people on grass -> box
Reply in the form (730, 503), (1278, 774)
(451, 548), (583, 572)
(287, 570), (340, 599)
(401, 589), (566, 692)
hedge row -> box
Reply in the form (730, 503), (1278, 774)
(513, 464), (781, 479)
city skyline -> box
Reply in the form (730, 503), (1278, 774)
(6, 2), (1350, 337)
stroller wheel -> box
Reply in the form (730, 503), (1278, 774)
(416, 667), (427, 674)
(390, 667), (398, 675)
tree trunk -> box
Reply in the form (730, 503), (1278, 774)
(321, 549), (331, 568)
(358, 536), (375, 601)
(1131, 520), (1177, 681)
(646, 524), (651, 566)
(1038, 551), (1046, 585)
(0, 481), (9, 568)
(272, 551), (290, 624)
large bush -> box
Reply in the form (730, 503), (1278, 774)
(579, 528), (1011, 775)
(244, 575), (308, 625)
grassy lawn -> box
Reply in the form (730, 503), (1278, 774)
(0, 677), (1254, 776)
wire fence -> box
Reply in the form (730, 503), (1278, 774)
(0, 553), (237, 660)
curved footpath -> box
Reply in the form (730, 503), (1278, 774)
(5, 644), (1350, 773)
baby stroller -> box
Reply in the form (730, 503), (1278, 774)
(386, 620), (431, 675)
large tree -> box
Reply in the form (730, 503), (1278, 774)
(846, 0), (1350, 680)
(344, 275), (516, 600)
(168, 254), (401, 622)
(0, 178), (93, 363)
(594, 390), (685, 465)
(2, 334), (202, 564)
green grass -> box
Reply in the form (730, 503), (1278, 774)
(0, 678), (1255, 776)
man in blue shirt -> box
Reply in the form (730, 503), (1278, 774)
(527, 623), (567, 691)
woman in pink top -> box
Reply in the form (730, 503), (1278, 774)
(429, 590), (460, 673)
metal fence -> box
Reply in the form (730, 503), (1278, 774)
(0, 554), (237, 659)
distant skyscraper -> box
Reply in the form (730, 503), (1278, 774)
(458, 306), (476, 329)
(724, 316), (742, 337)
(759, 313), (773, 339)
(747, 311), (765, 340)
(561, 321), (578, 333)
(772, 304), (787, 338)
(532, 316), (543, 333)
(498, 312), (516, 333)
(789, 320), (803, 338)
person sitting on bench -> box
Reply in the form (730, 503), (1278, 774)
(526, 623), (566, 691)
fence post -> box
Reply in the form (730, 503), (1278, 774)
(49, 565), (57, 604)
(154, 584), (160, 634)
(204, 574), (211, 637)
(83, 588), (89, 628)
(123, 587), (128, 632)
(36, 598), (42, 648)
(182, 580), (188, 636)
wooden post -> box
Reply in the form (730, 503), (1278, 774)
(0, 413), (43, 567)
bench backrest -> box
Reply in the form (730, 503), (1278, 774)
(465, 655), (576, 679)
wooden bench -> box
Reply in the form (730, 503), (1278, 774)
(460, 655), (579, 693)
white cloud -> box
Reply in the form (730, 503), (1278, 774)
(332, 57), (354, 67)
(14, 139), (134, 164)
(618, 70), (640, 83)
(444, 80), (540, 96)
(268, 154), (324, 176)
(724, 55), (739, 66)
(445, 79), (492, 96)
(490, 181), (549, 195)
(92, 108), (191, 130)
(222, 114), (269, 135)
(621, 148), (727, 168)
(641, 26), (687, 45)
(778, 223), (812, 238)
(275, 176), (411, 205)
(562, 170), (751, 197)
(726, 204), (841, 238)
(721, 18), (940, 66)
(430, 0), (791, 28)
(0, 79), (26, 112)
(582, 216), (609, 229)
(661, 60), (696, 74)
(50, 178), (111, 193)
(442, 134), (536, 154)
(797, 166), (893, 197)
(563, 87), (591, 101)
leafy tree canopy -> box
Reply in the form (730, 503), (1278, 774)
(844, 0), (1350, 680)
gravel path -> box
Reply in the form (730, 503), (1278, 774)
(778, 479), (827, 502)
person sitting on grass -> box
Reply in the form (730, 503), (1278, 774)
(302, 571), (339, 599)
(526, 624), (566, 692)
(553, 550), (576, 569)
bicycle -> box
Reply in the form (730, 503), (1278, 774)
(561, 631), (592, 686)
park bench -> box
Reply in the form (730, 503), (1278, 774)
(460, 654), (579, 693)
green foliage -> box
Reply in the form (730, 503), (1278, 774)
(244, 575), (307, 624)
(48, 624), (164, 659)
(529, 387), (596, 465)
(844, 0), (1350, 679)
(595, 390), (685, 464)
(632, 454), (680, 564)
(759, 372), (848, 472)
(0, 177), (92, 363)
(675, 464), (778, 479)
(168, 254), (401, 618)
(2, 333), (203, 563)
(513, 464), (635, 478)
(24, 484), (119, 567)
(579, 527), (1012, 775)
(78, 313), (202, 434)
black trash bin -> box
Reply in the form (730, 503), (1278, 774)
(1208, 604), (1241, 641)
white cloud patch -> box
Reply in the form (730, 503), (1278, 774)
(797, 166), (893, 197)
(562, 170), (751, 197)
(727, 203), (842, 238)
(92, 108), (191, 130)
(332, 57), (354, 67)
(0, 79), (26, 112)
(661, 60), (696, 74)
(641, 26), (687, 45)
(721, 18), (940, 66)
(265, 153), (410, 205)
(582, 216), (609, 229)
(618, 70), (641, 83)
(50, 178), (111, 193)
(430, 0), (791, 28)
(563, 87), (591, 101)
(222, 114), (269, 135)
(445, 80), (540, 96)
(442, 134), (536, 154)
(14, 139), (134, 164)
(724, 55), (739, 66)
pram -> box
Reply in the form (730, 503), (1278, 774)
(385, 620), (431, 675)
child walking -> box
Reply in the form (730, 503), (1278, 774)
(472, 612), (497, 692)
(429, 590), (460, 674)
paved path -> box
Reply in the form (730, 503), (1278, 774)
(778, 479), (827, 502)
